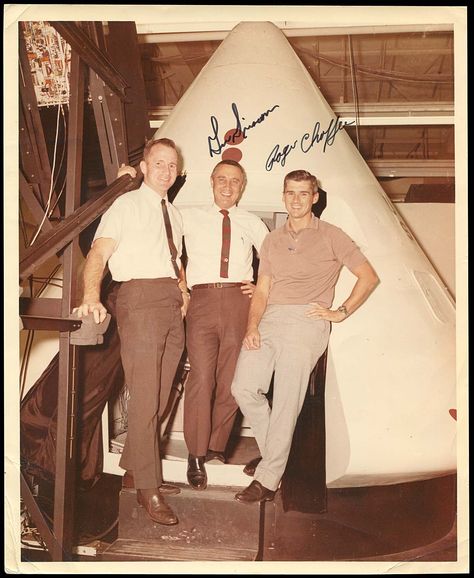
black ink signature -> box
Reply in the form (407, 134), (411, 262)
(208, 102), (280, 157)
(265, 141), (298, 171)
(265, 116), (355, 171)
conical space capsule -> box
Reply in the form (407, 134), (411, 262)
(155, 21), (456, 487)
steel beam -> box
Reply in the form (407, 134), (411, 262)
(136, 24), (453, 44)
(51, 50), (85, 561)
(20, 473), (61, 560)
(20, 297), (62, 317)
(19, 32), (61, 219)
(89, 71), (125, 184)
(19, 170), (53, 232)
(20, 315), (81, 332)
(51, 22), (129, 101)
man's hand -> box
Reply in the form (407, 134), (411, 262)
(243, 327), (261, 350)
(117, 163), (137, 179)
(180, 292), (191, 319)
(73, 301), (108, 324)
(306, 302), (346, 323)
(241, 280), (256, 298)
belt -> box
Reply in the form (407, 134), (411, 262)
(192, 282), (244, 290)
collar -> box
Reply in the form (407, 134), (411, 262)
(211, 203), (238, 215)
(284, 214), (320, 235)
(140, 182), (169, 207)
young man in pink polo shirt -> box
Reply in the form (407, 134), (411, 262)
(231, 169), (379, 504)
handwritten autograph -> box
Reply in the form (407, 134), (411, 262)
(208, 102), (280, 157)
(265, 116), (355, 171)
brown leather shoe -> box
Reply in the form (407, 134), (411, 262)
(136, 488), (178, 525)
(243, 456), (262, 477)
(235, 480), (275, 504)
(205, 450), (226, 464)
(187, 455), (207, 490)
(123, 471), (181, 494)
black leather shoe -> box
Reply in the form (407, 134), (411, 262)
(123, 471), (181, 494)
(205, 450), (226, 464)
(136, 488), (178, 525)
(187, 455), (207, 490)
(235, 480), (275, 504)
(243, 456), (262, 477)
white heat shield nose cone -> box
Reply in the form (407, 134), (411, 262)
(154, 20), (456, 488)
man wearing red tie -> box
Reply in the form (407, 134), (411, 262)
(180, 161), (268, 490)
(75, 138), (189, 526)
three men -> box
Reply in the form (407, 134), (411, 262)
(231, 169), (379, 504)
(82, 151), (377, 512)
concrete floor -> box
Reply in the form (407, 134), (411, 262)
(21, 466), (457, 563)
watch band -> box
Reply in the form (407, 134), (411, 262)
(337, 305), (348, 316)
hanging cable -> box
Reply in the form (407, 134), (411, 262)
(28, 26), (71, 243)
(28, 103), (62, 246)
(348, 35), (361, 151)
(47, 104), (69, 216)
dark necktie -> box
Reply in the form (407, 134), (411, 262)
(161, 199), (180, 278)
(220, 209), (231, 278)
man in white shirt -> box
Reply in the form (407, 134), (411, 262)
(75, 139), (190, 526)
(180, 160), (268, 490)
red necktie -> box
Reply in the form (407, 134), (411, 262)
(161, 199), (180, 278)
(220, 209), (231, 278)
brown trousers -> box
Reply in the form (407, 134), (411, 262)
(116, 278), (184, 489)
(184, 286), (250, 457)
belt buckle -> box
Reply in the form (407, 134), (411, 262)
(215, 282), (223, 288)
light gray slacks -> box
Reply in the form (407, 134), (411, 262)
(231, 304), (330, 491)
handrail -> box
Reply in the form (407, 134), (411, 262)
(19, 174), (139, 282)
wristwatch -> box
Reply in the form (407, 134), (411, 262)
(337, 305), (348, 317)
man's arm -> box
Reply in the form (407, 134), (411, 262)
(74, 237), (116, 323)
(307, 261), (379, 323)
(243, 274), (272, 350)
(240, 218), (269, 299)
(177, 265), (190, 318)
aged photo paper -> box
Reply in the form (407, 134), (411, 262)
(4, 4), (468, 574)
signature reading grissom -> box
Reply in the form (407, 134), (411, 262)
(265, 116), (355, 171)
(207, 102), (280, 156)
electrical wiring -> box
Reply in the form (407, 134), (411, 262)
(293, 46), (453, 85)
(47, 104), (68, 216)
(21, 482), (120, 549)
(27, 26), (71, 244)
(77, 516), (119, 546)
(348, 36), (361, 151)
(145, 43), (452, 86)
(28, 103), (62, 246)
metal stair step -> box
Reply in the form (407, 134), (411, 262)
(101, 485), (261, 561)
(101, 537), (258, 561)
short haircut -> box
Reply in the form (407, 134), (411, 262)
(143, 137), (179, 162)
(283, 170), (319, 194)
(211, 159), (247, 187)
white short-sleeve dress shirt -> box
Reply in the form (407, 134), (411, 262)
(180, 204), (269, 288)
(93, 183), (183, 282)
